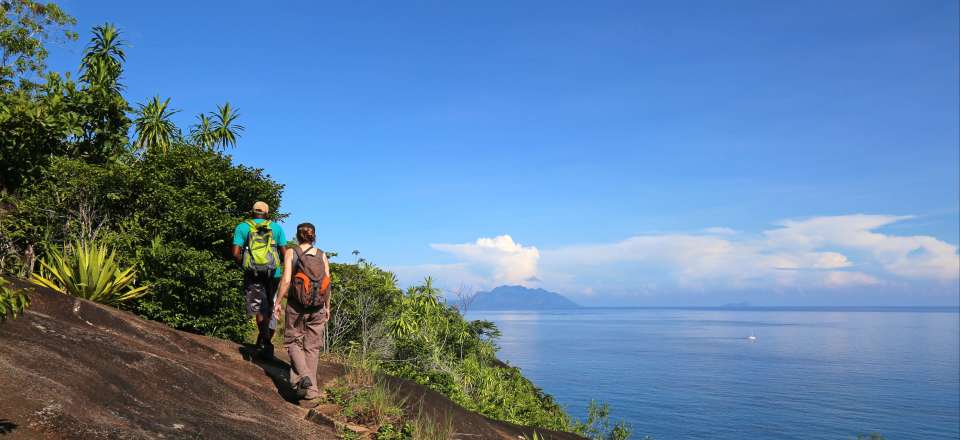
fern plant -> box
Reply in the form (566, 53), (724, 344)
(31, 241), (148, 306)
(0, 278), (30, 321)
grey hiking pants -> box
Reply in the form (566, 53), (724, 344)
(284, 301), (326, 399)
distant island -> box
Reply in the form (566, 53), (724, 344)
(469, 285), (582, 310)
(721, 302), (753, 308)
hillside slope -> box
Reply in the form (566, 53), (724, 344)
(0, 279), (583, 440)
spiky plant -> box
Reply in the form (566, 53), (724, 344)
(190, 113), (216, 149)
(210, 102), (244, 150)
(133, 96), (180, 154)
(0, 278), (30, 322)
(30, 241), (148, 306)
(80, 23), (125, 90)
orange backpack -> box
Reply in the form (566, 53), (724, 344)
(292, 246), (330, 308)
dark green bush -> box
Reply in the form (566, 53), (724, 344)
(135, 238), (251, 340)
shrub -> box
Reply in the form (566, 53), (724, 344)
(573, 401), (633, 440)
(324, 377), (404, 428)
(3, 144), (283, 342)
(30, 241), (148, 306)
(132, 237), (252, 341)
(0, 278), (30, 321)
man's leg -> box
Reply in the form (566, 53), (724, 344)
(258, 276), (278, 360)
(244, 273), (273, 359)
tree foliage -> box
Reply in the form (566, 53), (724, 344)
(133, 96), (179, 154)
(0, 17), (129, 192)
(4, 144), (284, 339)
(0, 5), (629, 436)
(324, 264), (616, 434)
(0, 0), (77, 90)
(1, 16), (283, 339)
(573, 401), (633, 440)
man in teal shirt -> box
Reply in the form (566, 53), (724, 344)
(232, 201), (286, 360)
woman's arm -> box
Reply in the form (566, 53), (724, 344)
(323, 252), (332, 319)
(274, 248), (294, 319)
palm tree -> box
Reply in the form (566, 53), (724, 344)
(133, 96), (180, 154)
(210, 102), (244, 150)
(189, 113), (216, 149)
(80, 23), (125, 91)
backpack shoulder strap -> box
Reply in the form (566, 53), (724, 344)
(243, 220), (257, 246)
(293, 246), (306, 271)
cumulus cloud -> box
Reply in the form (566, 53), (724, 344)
(822, 271), (881, 288)
(540, 234), (856, 290)
(396, 215), (959, 296)
(766, 215), (959, 280)
(429, 235), (540, 286)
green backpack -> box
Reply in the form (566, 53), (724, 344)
(242, 219), (280, 276)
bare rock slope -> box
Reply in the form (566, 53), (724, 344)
(0, 280), (583, 440)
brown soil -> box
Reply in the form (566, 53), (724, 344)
(0, 279), (584, 440)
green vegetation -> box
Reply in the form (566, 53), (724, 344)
(1, 1), (283, 340)
(0, 0), (77, 91)
(406, 410), (453, 440)
(0, 2), (632, 437)
(0, 278), (29, 321)
(30, 241), (148, 305)
(320, 357), (456, 440)
(324, 369), (405, 431)
(326, 265), (633, 437)
(573, 401), (633, 440)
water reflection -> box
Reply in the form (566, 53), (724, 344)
(467, 308), (960, 440)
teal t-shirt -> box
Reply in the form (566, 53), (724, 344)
(233, 219), (286, 278)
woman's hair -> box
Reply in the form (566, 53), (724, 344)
(296, 223), (316, 244)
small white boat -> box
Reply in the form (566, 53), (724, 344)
(747, 330), (757, 341)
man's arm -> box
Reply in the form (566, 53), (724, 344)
(275, 224), (286, 266)
(274, 248), (294, 319)
(231, 245), (242, 265)
(231, 222), (246, 265)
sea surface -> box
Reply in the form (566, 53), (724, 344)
(466, 307), (960, 440)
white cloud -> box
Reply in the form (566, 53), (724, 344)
(822, 271), (881, 288)
(765, 215), (959, 280)
(396, 215), (959, 296)
(428, 235), (540, 286)
(702, 227), (738, 235)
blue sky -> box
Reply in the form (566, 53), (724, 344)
(48, 1), (959, 305)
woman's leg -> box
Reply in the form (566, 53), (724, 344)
(284, 302), (309, 390)
(301, 309), (326, 399)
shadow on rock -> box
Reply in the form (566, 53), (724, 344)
(238, 345), (300, 403)
(0, 419), (17, 435)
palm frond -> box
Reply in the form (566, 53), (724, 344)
(210, 102), (244, 150)
(133, 96), (180, 154)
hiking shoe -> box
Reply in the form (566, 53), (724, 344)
(298, 397), (323, 409)
(292, 376), (312, 400)
(258, 344), (275, 362)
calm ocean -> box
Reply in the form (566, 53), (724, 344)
(467, 307), (960, 440)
